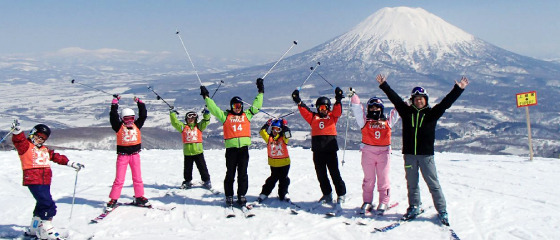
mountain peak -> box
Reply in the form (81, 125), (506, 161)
(346, 7), (474, 49)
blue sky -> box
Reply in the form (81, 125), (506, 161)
(1, 0), (559, 60)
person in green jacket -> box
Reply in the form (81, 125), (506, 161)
(199, 78), (264, 208)
(170, 108), (212, 189)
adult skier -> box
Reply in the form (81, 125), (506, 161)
(169, 109), (212, 189)
(350, 90), (399, 215)
(106, 96), (150, 211)
(11, 121), (84, 239)
(200, 78), (263, 208)
(377, 74), (469, 226)
(291, 87), (347, 205)
(256, 118), (292, 203)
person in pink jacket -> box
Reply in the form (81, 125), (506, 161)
(350, 88), (399, 216)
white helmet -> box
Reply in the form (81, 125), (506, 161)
(121, 108), (135, 117)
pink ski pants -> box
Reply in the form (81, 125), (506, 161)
(361, 145), (391, 204)
(109, 153), (145, 200)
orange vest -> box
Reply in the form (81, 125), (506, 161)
(223, 113), (251, 139)
(267, 136), (289, 159)
(182, 125), (203, 144)
(116, 124), (142, 146)
(361, 120), (391, 146)
(19, 142), (50, 170)
(311, 114), (338, 136)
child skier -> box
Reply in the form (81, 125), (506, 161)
(106, 96), (150, 211)
(11, 120), (84, 240)
(200, 78), (263, 208)
(291, 87), (347, 205)
(350, 90), (399, 215)
(169, 108), (212, 189)
(256, 118), (292, 203)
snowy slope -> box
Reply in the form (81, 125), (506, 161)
(0, 148), (558, 240)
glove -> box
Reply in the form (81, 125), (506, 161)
(68, 161), (85, 171)
(11, 119), (22, 134)
(282, 118), (288, 126)
(266, 119), (273, 126)
(282, 126), (292, 139)
(112, 95), (120, 105)
(134, 96), (143, 104)
(335, 87), (344, 101)
(201, 108), (210, 115)
(200, 86), (209, 98)
(170, 107), (179, 115)
(291, 89), (301, 104)
(347, 87), (355, 97)
(256, 78), (264, 93)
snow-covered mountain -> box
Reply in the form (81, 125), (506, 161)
(1, 7), (559, 157)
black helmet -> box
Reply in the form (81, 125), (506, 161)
(367, 97), (385, 120)
(367, 97), (384, 110)
(185, 111), (198, 121)
(30, 124), (51, 140)
(315, 96), (331, 111)
(230, 96), (243, 108)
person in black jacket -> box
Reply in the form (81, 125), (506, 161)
(377, 74), (469, 226)
(106, 95), (150, 211)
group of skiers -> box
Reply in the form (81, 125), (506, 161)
(10, 73), (469, 239)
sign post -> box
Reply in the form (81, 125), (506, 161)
(516, 91), (537, 161)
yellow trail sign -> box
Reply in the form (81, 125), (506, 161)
(516, 91), (537, 108)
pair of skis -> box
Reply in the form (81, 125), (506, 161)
(225, 204), (255, 218)
(343, 202), (399, 225)
(371, 207), (461, 240)
(90, 202), (175, 224)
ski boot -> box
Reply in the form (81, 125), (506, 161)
(257, 194), (268, 203)
(24, 216), (41, 238)
(38, 220), (64, 240)
(202, 180), (212, 190)
(359, 202), (373, 215)
(318, 193), (333, 203)
(132, 196), (152, 208)
(377, 203), (388, 215)
(181, 181), (193, 189)
(225, 196), (234, 207)
(401, 205), (422, 221)
(280, 193), (290, 202)
(438, 212), (449, 226)
(105, 199), (118, 212)
(237, 195), (248, 207)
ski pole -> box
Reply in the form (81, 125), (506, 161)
(342, 87), (354, 166)
(278, 110), (297, 119)
(297, 62), (321, 90)
(71, 79), (119, 98)
(0, 128), (15, 145)
(211, 80), (225, 98)
(175, 29), (203, 86)
(69, 169), (79, 219)
(262, 41), (298, 79)
(147, 86), (174, 109)
(239, 99), (277, 119)
(316, 72), (335, 89)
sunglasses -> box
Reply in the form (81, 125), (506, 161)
(411, 87), (427, 95)
(318, 105), (328, 111)
(232, 103), (242, 109)
(272, 126), (281, 132)
(186, 113), (198, 119)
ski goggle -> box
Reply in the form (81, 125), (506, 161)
(272, 126), (281, 132)
(186, 112), (198, 119)
(123, 116), (135, 123)
(318, 105), (328, 111)
(232, 103), (242, 109)
(411, 87), (427, 95)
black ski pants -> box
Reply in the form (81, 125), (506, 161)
(184, 153), (211, 183)
(224, 146), (249, 200)
(313, 151), (346, 197)
(260, 165), (290, 198)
